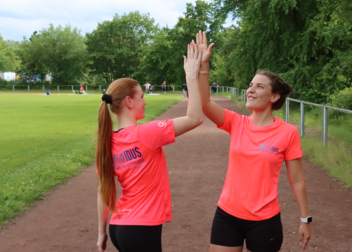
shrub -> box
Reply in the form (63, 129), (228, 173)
(329, 87), (352, 118)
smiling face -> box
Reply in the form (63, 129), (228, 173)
(130, 85), (147, 120)
(246, 74), (279, 111)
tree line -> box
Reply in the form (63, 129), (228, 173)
(1, 0), (352, 104)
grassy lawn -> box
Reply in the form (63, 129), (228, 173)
(215, 92), (352, 188)
(0, 93), (183, 228)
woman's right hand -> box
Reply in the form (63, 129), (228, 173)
(196, 30), (215, 64)
(97, 232), (108, 252)
(183, 43), (202, 79)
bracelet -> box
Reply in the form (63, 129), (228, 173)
(199, 70), (209, 74)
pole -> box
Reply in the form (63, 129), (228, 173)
(285, 100), (289, 123)
(322, 106), (328, 145)
(300, 102), (305, 136)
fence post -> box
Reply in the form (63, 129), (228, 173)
(86, 85), (88, 91)
(322, 106), (328, 145)
(13, 85), (14, 91)
(72, 85), (73, 90)
(99, 85), (101, 91)
(209, 86), (211, 94)
(28, 85), (30, 91)
(300, 102), (305, 136)
(173, 86), (175, 92)
(285, 100), (289, 123)
(43, 85), (45, 91)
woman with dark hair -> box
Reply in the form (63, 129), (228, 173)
(195, 31), (312, 252)
(95, 44), (202, 252)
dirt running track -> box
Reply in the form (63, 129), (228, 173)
(0, 96), (351, 252)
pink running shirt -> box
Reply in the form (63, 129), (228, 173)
(217, 109), (303, 221)
(109, 119), (175, 225)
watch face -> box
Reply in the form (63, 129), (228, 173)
(307, 216), (312, 223)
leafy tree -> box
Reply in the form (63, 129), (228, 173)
(20, 24), (88, 84)
(86, 11), (157, 84)
(213, 0), (352, 103)
(0, 34), (21, 72)
(138, 0), (225, 86)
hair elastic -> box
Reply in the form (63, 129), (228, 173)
(102, 94), (112, 104)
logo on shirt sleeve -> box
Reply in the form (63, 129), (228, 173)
(257, 144), (279, 155)
(158, 121), (166, 127)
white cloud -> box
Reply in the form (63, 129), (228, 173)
(0, 0), (236, 41)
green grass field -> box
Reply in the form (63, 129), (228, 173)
(0, 93), (183, 228)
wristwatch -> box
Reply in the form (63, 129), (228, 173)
(300, 216), (312, 223)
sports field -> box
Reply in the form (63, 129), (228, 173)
(0, 93), (183, 227)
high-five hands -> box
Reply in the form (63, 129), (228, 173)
(183, 43), (202, 78)
(196, 31), (215, 64)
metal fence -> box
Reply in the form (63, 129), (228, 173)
(285, 98), (352, 145)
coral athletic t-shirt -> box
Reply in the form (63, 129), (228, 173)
(109, 119), (175, 226)
(217, 109), (303, 221)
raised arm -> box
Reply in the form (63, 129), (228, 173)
(196, 31), (225, 127)
(286, 158), (312, 250)
(173, 43), (203, 137)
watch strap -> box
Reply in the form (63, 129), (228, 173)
(300, 216), (312, 223)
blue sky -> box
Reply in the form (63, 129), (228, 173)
(0, 0), (235, 42)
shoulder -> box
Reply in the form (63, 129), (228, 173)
(276, 118), (298, 132)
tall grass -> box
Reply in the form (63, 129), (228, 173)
(0, 93), (183, 228)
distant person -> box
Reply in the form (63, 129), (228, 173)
(102, 89), (106, 95)
(95, 43), (203, 252)
(46, 89), (50, 95)
(182, 82), (188, 97)
(144, 82), (151, 94)
(211, 82), (217, 94)
(79, 85), (86, 94)
(161, 80), (166, 94)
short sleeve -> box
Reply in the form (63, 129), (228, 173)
(137, 119), (175, 151)
(217, 109), (241, 134)
(284, 128), (303, 160)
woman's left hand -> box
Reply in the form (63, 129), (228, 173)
(97, 232), (108, 252)
(299, 223), (312, 250)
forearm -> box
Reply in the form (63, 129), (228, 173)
(290, 179), (310, 218)
(97, 190), (109, 235)
(198, 62), (211, 108)
(186, 76), (203, 125)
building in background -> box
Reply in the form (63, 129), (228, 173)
(0, 72), (16, 81)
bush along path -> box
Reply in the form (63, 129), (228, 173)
(0, 96), (351, 251)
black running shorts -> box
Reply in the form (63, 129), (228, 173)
(109, 224), (162, 252)
(211, 207), (283, 252)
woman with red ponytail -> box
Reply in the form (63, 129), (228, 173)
(96, 44), (203, 252)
